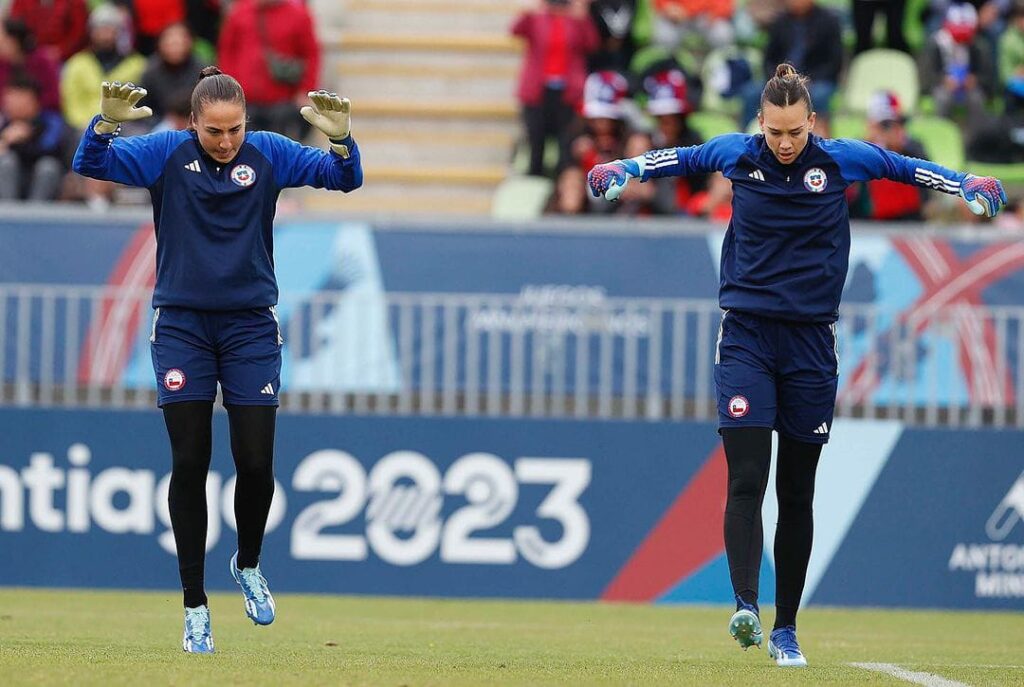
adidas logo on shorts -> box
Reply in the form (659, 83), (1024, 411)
(260, 383), (274, 395)
(812, 422), (829, 435)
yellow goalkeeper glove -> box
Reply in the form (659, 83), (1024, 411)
(300, 90), (352, 158)
(94, 81), (153, 135)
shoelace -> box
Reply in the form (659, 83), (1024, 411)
(185, 608), (210, 642)
(239, 567), (267, 603)
(773, 626), (801, 655)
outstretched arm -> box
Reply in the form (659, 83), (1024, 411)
(588, 133), (744, 202)
(824, 138), (1008, 218)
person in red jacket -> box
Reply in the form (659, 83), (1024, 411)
(512, 0), (600, 177)
(846, 90), (933, 221)
(9, 0), (89, 63)
(218, 0), (320, 140)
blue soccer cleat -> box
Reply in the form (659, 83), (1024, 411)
(768, 625), (808, 667)
(728, 597), (763, 650)
(182, 604), (214, 654)
(230, 552), (276, 626)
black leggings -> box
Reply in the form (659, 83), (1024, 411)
(163, 401), (277, 608)
(722, 427), (821, 629)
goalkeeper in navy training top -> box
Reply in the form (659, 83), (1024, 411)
(73, 66), (362, 654)
(588, 63), (1007, 668)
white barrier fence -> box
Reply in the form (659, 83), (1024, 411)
(2, 284), (1022, 427)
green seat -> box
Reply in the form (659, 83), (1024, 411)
(491, 175), (553, 220)
(845, 49), (920, 115)
(906, 116), (965, 170)
(965, 162), (1024, 186)
(830, 114), (867, 141)
(688, 111), (740, 140)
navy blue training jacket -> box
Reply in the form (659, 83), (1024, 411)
(73, 115), (363, 310)
(641, 133), (965, 322)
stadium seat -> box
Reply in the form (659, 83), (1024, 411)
(689, 111), (740, 140)
(491, 175), (553, 219)
(906, 116), (965, 170)
(844, 49), (920, 115)
(830, 114), (867, 141)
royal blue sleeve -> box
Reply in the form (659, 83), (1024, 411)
(249, 131), (363, 191)
(821, 138), (966, 195)
(72, 115), (184, 188)
(639, 133), (749, 181)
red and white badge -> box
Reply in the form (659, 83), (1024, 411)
(230, 164), (256, 187)
(164, 368), (186, 391)
(803, 167), (827, 193)
(728, 395), (749, 418)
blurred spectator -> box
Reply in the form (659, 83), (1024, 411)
(631, 66), (709, 215)
(149, 90), (193, 133)
(847, 91), (932, 220)
(130, 0), (186, 56)
(218, 0), (320, 140)
(742, 0), (843, 132)
(9, 0), (89, 63)
(0, 75), (66, 201)
(0, 18), (60, 113)
(852, 0), (909, 53)
(1000, 0), (1024, 114)
(139, 23), (208, 124)
(61, 4), (145, 132)
(61, 3), (145, 211)
(588, 0), (639, 71)
(570, 70), (631, 211)
(919, 3), (995, 138)
(743, 0), (787, 29)
(544, 165), (590, 214)
(512, 0), (600, 177)
(184, 0), (223, 56)
(651, 0), (735, 52)
(966, 2), (1024, 161)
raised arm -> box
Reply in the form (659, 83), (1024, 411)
(256, 90), (362, 191)
(71, 81), (179, 187)
(823, 138), (1008, 218)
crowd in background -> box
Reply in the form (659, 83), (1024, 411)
(513, 0), (1024, 225)
(0, 0), (319, 209)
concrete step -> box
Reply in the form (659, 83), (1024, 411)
(344, 1), (520, 34)
(337, 65), (516, 101)
(355, 128), (515, 167)
(299, 182), (496, 216)
(323, 31), (521, 55)
(362, 164), (506, 186)
(355, 98), (517, 121)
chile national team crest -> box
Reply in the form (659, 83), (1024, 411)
(163, 368), (186, 391)
(230, 164), (256, 187)
(728, 395), (749, 418)
(803, 167), (827, 193)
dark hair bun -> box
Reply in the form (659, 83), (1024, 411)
(775, 63), (800, 80)
(198, 66), (224, 80)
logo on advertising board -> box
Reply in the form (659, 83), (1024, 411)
(948, 470), (1024, 598)
(0, 442), (593, 571)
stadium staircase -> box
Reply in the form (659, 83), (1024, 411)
(306, 0), (522, 216)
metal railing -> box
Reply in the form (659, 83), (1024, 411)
(2, 284), (1023, 427)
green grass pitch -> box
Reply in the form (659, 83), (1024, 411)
(1, 588), (1022, 686)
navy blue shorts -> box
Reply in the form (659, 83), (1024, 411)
(714, 310), (838, 444)
(150, 306), (282, 407)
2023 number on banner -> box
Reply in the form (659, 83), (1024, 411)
(291, 450), (591, 569)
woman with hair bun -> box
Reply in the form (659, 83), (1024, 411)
(72, 66), (362, 654)
(588, 62), (1006, 668)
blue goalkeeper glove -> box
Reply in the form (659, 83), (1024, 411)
(960, 174), (1008, 218)
(588, 158), (642, 202)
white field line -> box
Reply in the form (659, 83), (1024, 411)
(850, 662), (972, 687)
